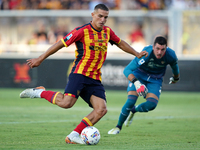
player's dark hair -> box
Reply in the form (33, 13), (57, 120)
(154, 36), (167, 46)
(94, 4), (109, 11)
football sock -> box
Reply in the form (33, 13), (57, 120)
(116, 95), (137, 130)
(74, 117), (93, 134)
(41, 91), (61, 104)
(132, 97), (158, 113)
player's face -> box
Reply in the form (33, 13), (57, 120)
(91, 9), (109, 30)
(153, 43), (167, 59)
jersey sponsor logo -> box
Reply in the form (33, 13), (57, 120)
(66, 33), (73, 40)
(89, 45), (107, 51)
(150, 58), (154, 61)
(138, 59), (145, 65)
(147, 62), (165, 68)
(92, 39), (107, 43)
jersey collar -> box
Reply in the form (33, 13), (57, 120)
(90, 22), (103, 32)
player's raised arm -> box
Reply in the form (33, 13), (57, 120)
(169, 65), (180, 84)
(27, 40), (64, 68)
(116, 40), (148, 58)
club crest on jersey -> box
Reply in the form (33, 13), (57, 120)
(138, 59), (145, 65)
(129, 83), (133, 87)
(161, 61), (165, 64)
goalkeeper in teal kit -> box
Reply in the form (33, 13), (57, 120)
(108, 36), (180, 134)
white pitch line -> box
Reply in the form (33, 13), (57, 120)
(0, 115), (199, 125)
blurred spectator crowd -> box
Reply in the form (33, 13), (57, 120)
(1, 0), (200, 10)
(0, 0), (119, 10)
(0, 0), (200, 55)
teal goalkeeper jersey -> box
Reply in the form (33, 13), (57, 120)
(124, 45), (179, 79)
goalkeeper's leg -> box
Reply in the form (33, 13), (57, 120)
(108, 94), (138, 134)
(116, 95), (138, 129)
(131, 97), (158, 113)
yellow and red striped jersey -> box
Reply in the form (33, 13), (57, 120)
(61, 22), (121, 81)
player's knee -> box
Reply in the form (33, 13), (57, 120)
(62, 102), (73, 108)
(96, 107), (107, 118)
(145, 97), (158, 111)
(147, 102), (157, 111)
(101, 107), (107, 116)
(61, 96), (77, 109)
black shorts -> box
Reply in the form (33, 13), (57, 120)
(64, 73), (106, 107)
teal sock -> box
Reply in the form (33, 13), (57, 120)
(135, 97), (158, 112)
(117, 95), (137, 129)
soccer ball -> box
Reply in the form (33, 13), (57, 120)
(81, 126), (101, 145)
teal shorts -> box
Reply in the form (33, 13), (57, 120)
(127, 69), (162, 99)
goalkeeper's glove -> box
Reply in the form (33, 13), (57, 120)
(169, 76), (180, 84)
(132, 78), (148, 97)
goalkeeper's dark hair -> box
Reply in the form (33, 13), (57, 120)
(154, 36), (167, 46)
(94, 4), (109, 11)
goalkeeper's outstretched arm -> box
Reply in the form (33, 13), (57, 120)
(169, 62), (180, 84)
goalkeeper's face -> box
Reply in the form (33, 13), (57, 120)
(91, 9), (109, 30)
(153, 43), (167, 59)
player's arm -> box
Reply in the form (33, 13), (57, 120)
(27, 40), (64, 68)
(169, 62), (180, 84)
(123, 60), (148, 97)
(116, 40), (148, 58)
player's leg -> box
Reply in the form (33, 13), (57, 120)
(117, 91), (138, 128)
(124, 77), (162, 127)
(19, 73), (81, 109)
(131, 93), (158, 113)
(66, 76), (106, 144)
(108, 91), (138, 134)
(130, 79), (162, 114)
(20, 87), (78, 108)
(87, 95), (107, 124)
(108, 80), (138, 134)
(66, 95), (107, 144)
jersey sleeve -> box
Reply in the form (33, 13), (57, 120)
(168, 49), (178, 66)
(123, 59), (139, 78)
(168, 49), (179, 75)
(171, 63), (180, 75)
(61, 28), (83, 47)
(134, 46), (149, 66)
(123, 46), (150, 78)
(109, 28), (121, 45)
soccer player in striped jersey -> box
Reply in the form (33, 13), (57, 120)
(108, 36), (180, 135)
(19, 4), (148, 144)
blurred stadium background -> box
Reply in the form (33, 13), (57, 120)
(0, 0), (200, 91)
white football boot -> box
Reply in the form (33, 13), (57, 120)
(65, 131), (85, 144)
(124, 112), (134, 127)
(20, 86), (45, 98)
(108, 127), (120, 135)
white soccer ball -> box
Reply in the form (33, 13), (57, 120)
(81, 126), (101, 145)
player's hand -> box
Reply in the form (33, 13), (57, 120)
(26, 58), (42, 68)
(169, 77), (180, 84)
(136, 51), (148, 58)
(134, 80), (148, 97)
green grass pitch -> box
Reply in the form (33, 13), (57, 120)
(0, 88), (200, 150)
